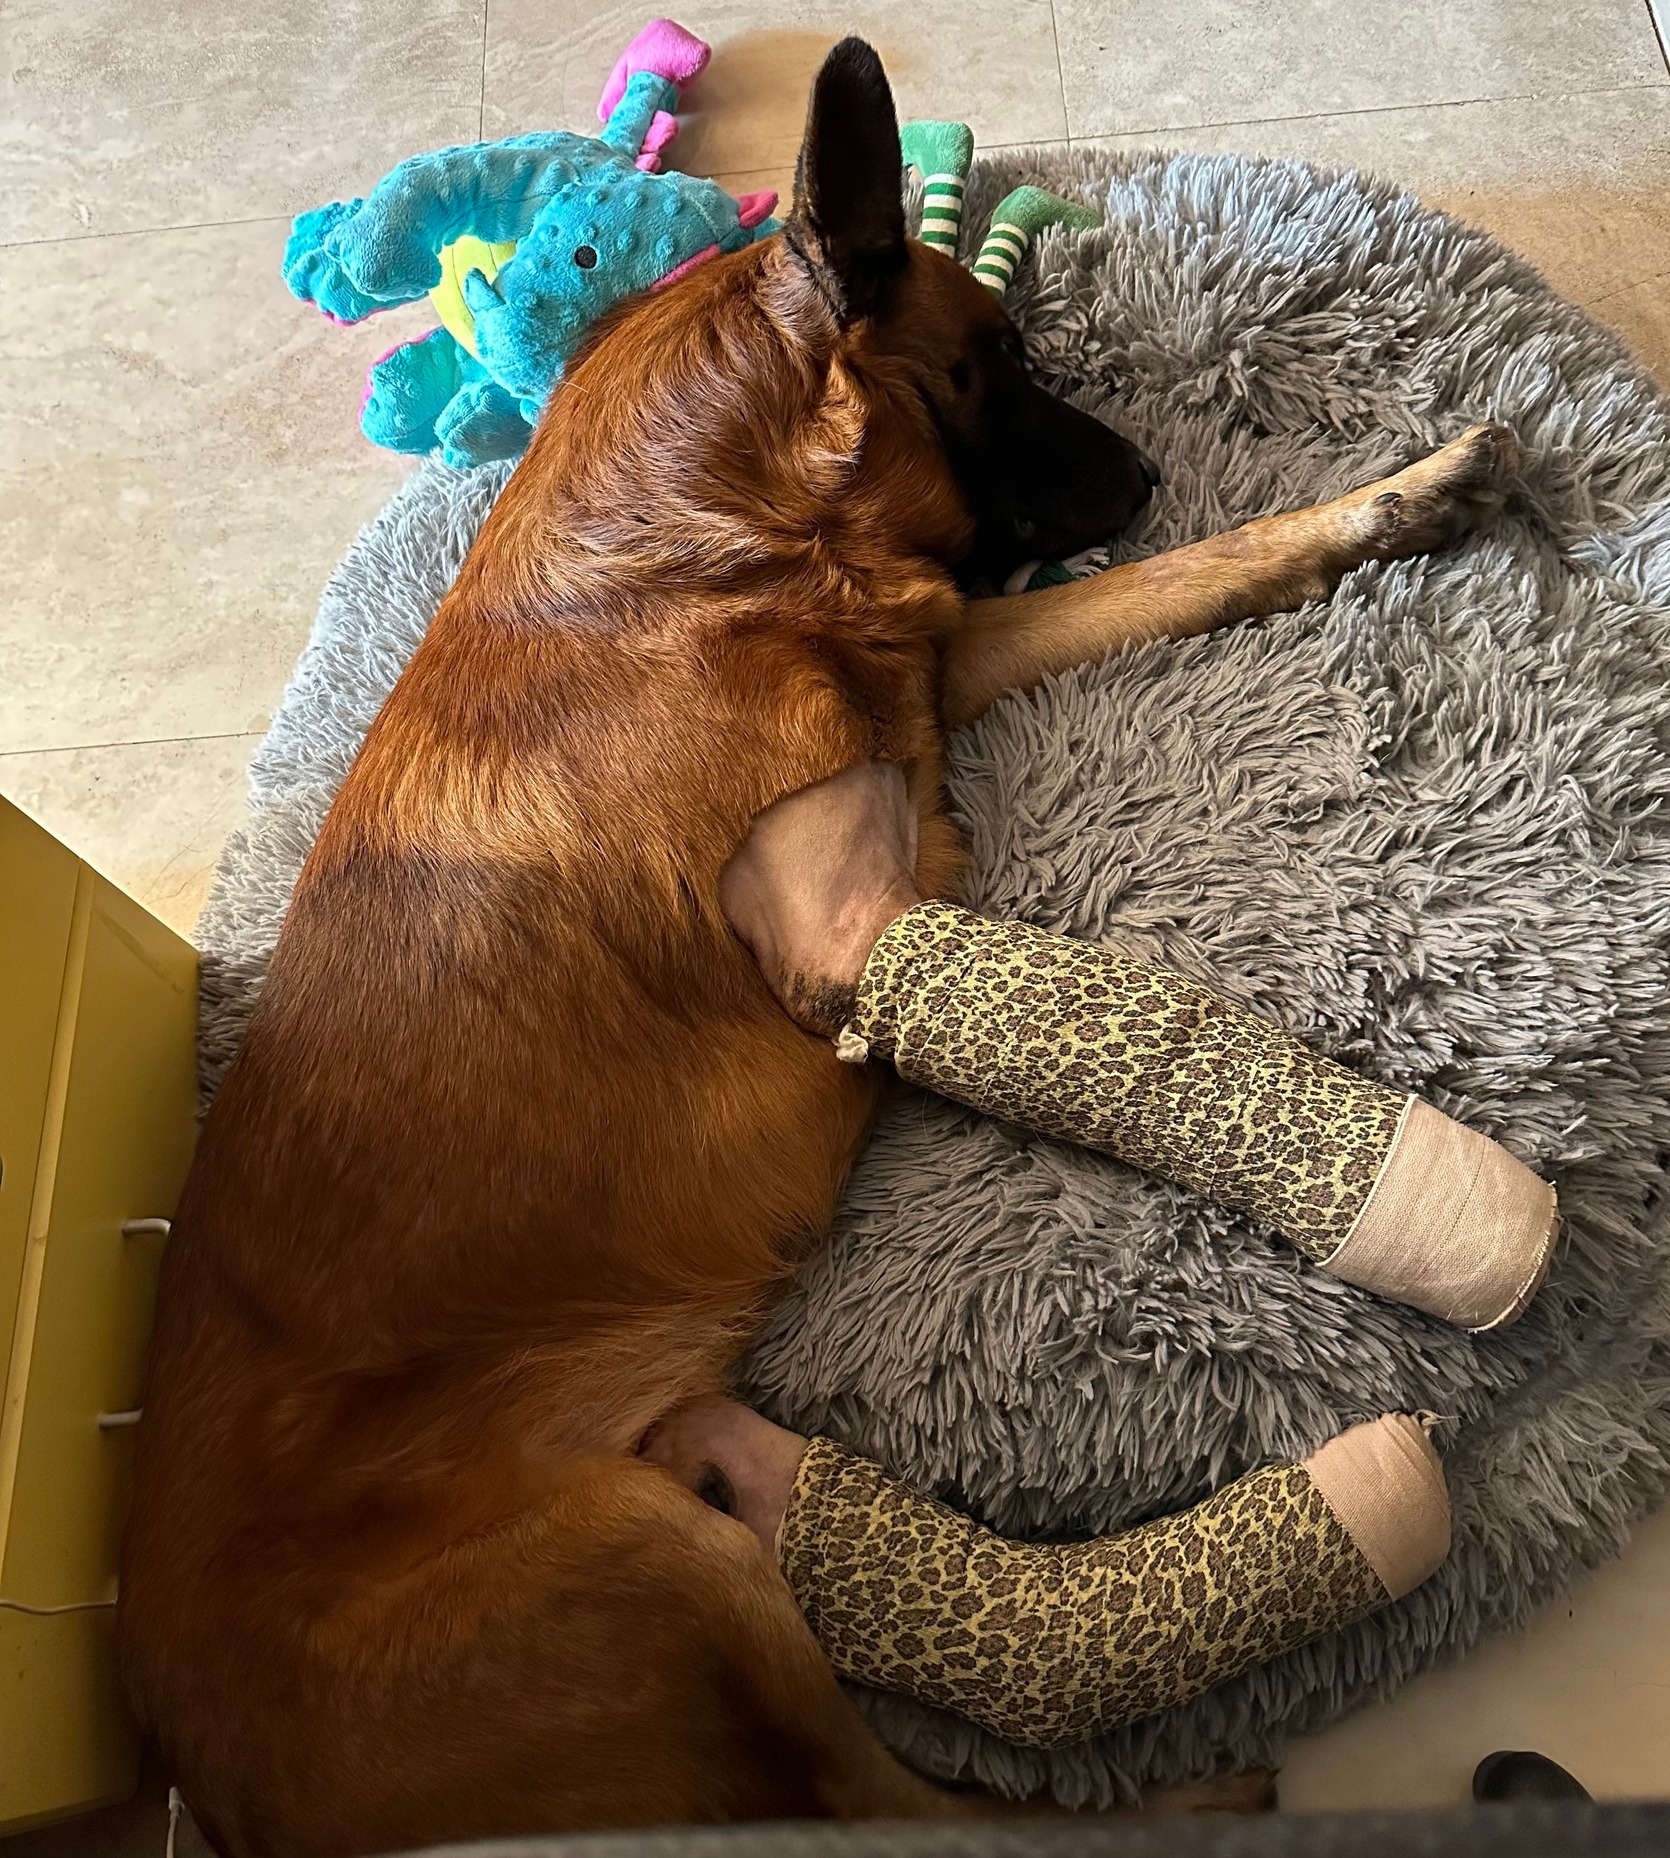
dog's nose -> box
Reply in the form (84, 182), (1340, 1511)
(1137, 450), (1162, 490)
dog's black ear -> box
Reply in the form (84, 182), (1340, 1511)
(786, 38), (907, 322)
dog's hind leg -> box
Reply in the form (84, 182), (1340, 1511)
(943, 422), (1518, 726)
(173, 1455), (956, 1858)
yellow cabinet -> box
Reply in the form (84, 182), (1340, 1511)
(0, 805), (79, 1406)
(0, 796), (199, 1833)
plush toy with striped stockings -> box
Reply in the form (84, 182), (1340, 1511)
(900, 119), (1099, 283)
(901, 120), (1102, 590)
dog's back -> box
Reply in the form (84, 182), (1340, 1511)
(117, 31), (1169, 1848)
(121, 217), (973, 1852)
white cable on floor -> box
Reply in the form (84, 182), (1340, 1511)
(0, 1595), (117, 1614)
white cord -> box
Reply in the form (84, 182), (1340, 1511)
(0, 1595), (117, 1615)
(166, 1786), (183, 1858)
(123, 1218), (172, 1238)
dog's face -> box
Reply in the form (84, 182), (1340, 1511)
(783, 39), (1156, 584)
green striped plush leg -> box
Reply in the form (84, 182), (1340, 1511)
(779, 1415), (1450, 1748)
(845, 903), (1558, 1330)
(970, 183), (1101, 291)
(900, 119), (975, 255)
(918, 173), (966, 254)
(967, 182), (1108, 590)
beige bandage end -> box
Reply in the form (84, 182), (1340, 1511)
(1303, 1413), (1451, 1599)
(1322, 1099), (1559, 1331)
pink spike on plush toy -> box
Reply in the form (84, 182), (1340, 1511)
(735, 189), (777, 228)
(599, 18), (711, 120)
(636, 108), (681, 172)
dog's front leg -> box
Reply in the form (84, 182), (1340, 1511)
(943, 422), (1516, 727)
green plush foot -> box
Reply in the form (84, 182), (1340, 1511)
(900, 120), (975, 254)
(972, 185), (1101, 290)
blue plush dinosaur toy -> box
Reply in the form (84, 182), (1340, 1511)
(283, 19), (779, 469)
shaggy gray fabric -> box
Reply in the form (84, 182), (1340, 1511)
(198, 149), (1670, 1805)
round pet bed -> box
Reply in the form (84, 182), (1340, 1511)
(198, 149), (1670, 1804)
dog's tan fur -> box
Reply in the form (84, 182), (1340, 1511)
(119, 45), (1512, 1858)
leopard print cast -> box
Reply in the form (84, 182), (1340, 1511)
(851, 902), (1407, 1261)
(779, 1436), (1389, 1748)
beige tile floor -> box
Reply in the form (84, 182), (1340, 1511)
(2, 0), (1669, 1825)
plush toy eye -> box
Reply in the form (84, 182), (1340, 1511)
(574, 245), (599, 270)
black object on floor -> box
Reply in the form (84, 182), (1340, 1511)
(1473, 1752), (1594, 1803)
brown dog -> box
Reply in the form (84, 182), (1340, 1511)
(120, 40), (1514, 1858)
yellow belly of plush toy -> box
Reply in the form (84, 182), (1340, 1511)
(429, 234), (517, 360)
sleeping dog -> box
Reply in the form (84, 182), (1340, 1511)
(121, 38), (1513, 1856)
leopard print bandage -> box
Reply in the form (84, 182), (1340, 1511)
(778, 1432), (1432, 1748)
(849, 903), (1557, 1329)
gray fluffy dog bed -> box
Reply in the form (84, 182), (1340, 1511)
(198, 149), (1670, 1803)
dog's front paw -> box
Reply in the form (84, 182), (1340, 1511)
(1354, 422), (1518, 561)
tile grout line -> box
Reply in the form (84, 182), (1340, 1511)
(479, 0), (490, 139)
(1045, 0), (1070, 143)
(0, 212), (296, 253)
(1067, 76), (1670, 146)
(1648, 0), (1670, 77)
(0, 730), (266, 762)
(1587, 262), (1670, 308)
